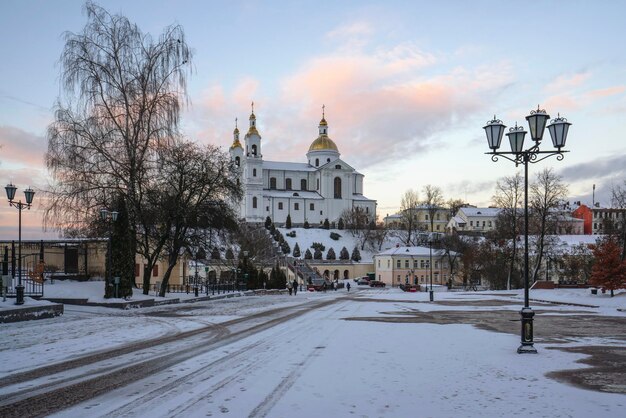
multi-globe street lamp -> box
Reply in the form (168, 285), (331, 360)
(100, 208), (119, 297)
(483, 106), (571, 354)
(5, 183), (35, 305)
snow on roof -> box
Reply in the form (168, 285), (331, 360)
(262, 190), (324, 200)
(375, 246), (454, 257)
(460, 207), (501, 217)
(451, 216), (466, 224)
(263, 161), (317, 171)
(352, 194), (375, 202)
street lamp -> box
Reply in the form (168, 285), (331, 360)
(100, 208), (119, 298)
(5, 184), (35, 305)
(483, 106), (571, 354)
(427, 236), (439, 302)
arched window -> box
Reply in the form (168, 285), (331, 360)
(235, 156), (240, 166)
(251, 144), (257, 156)
(327, 158), (331, 163)
(315, 158), (319, 166)
(334, 177), (342, 199)
(316, 179), (319, 190)
(253, 168), (257, 177)
(301, 179), (307, 190)
(270, 177), (277, 189)
(252, 196), (257, 209)
(335, 164), (341, 169)
(286, 178), (292, 190)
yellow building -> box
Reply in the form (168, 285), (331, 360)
(383, 206), (451, 233)
(374, 246), (458, 287)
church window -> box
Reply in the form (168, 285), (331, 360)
(425, 214), (429, 220)
(301, 179), (307, 190)
(333, 177), (342, 199)
(315, 158), (319, 166)
(286, 178), (292, 190)
(252, 197), (257, 209)
(310, 203), (314, 210)
(294, 203), (299, 210)
(327, 158), (331, 162)
(396, 260), (401, 268)
(335, 164), (341, 169)
(316, 179), (319, 190)
(405, 260), (409, 268)
(366, 207), (369, 213)
(270, 177), (277, 189)
(278, 202), (283, 210)
(236, 179), (240, 186)
(251, 144), (257, 156)
(320, 211), (323, 215)
(235, 156), (240, 166)
(253, 168), (257, 177)
(293, 193), (299, 196)
(266, 206), (269, 211)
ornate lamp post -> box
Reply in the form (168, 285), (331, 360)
(5, 184), (35, 305)
(483, 106), (571, 354)
(100, 208), (119, 297)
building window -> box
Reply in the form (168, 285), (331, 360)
(251, 144), (257, 156)
(315, 158), (319, 166)
(488, 221), (492, 227)
(252, 196), (257, 209)
(334, 177), (342, 199)
(294, 203), (299, 210)
(270, 177), (277, 189)
(286, 178), (292, 190)
(320, 210), (323, 215)
(396, 260), (401, 268)
(301, 179), (307, 190)
(153, 265), (159, 277)
(235, 156), (240, 166)
(404, 260), (409, 268)
(413, 260), (418, 268)
(387, 260), (390, 268)
(310, 203), (314, 210)
(421, 260), (425, 268)
(366, 207), (369, 213)
(377, 260), (380, 267)
(335, 164), (341, 169)
(425, 214), (429, 220)
(397, 275), (401, 282)
(266, 206), (269, 211)
(278, 202), (283, 210)
(253, 168), (257, 177)
(470, 221), (473, 226)
(327, 158), (331, 162)
(436, 214), (440, 220)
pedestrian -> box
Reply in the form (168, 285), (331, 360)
(287, 280), (293, 295)
(293, 279), (298, 295)
(322, 282), (327, 292)
(346, 282), (351, 292)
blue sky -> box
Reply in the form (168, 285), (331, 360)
(1, 0), (625, 238)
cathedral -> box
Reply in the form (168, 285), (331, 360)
(229, 105), (377, 225)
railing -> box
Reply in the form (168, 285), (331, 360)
(140, 282), (245, 296)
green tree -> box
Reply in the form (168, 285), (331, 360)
(304, 248), (313, 260)
(326, 248), (336, 260)
(211, 247), (221, 260)
(339, 246), (350, 260)
(314, 248), (323, 259)
(351, 246), (361, 262)
(293, 243), (301, 258)
(109, 194), (135, 298)
(265, 216), (272, 229)
(323, 218), (330, 229)
(338, 218), (345, 230)
(286, 214), (292, 229)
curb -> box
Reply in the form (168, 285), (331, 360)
(0, 303), (64, 323)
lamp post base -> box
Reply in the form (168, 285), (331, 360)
(517, 307), (537, 354)
(429, 290), (434, 302)
(15, 284), (24, 305)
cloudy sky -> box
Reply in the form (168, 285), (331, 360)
(1, 0), (626, 239)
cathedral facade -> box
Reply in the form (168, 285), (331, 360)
(229, 107), (377, 226)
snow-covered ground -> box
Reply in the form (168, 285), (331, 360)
(1, 288), (625, 417)
(279, 227), (401, 262)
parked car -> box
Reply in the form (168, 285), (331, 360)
(357, 277), (371, 285)
(369, 280), (386, 287)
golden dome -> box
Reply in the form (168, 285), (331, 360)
(233, 127), (240, 134)
(319, 117), (328, 126)
(246, 126), (260, 137)
(230, 139), (243, 150)
(308, 134), (338, 152)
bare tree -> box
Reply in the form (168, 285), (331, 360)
(446, 198), (465, 218)
(399, 189), (420, 245)
(44, 3), (192, 295)
(529, 168), (568, 282)
(422, 185), (445, 232)
(610, 181), (626, 261)
(155, 142), (241, 296)
(492, 172), (523, 289)
(340, 207), (373, 250)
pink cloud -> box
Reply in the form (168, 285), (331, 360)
(0, 126), (47, 168)
(545, 72), (591, 93)
(584, 85), (626, 99)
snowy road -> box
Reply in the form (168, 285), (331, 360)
(1, 289), (625, 417)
